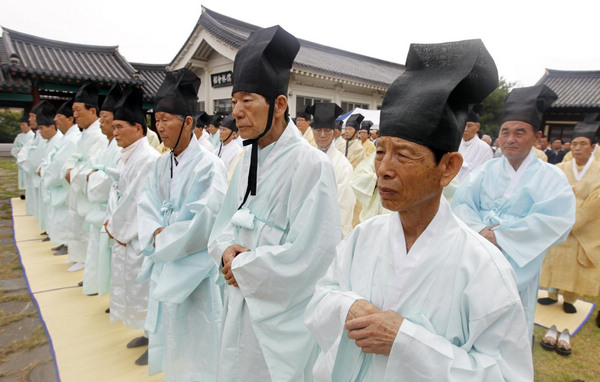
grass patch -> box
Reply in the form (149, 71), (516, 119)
(0, 324), (48, 363)
(0, 292), (31, 304)
(0, 312), (34, 327)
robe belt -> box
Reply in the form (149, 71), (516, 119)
(231, 207), (289, 234)
(159, 200), (174, 225)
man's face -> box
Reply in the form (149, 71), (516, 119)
(313, 128), (334, 149)
(571, 137), (593, 163)
(53, 114), (72, 134)
(463, 121), (480, 141)
(72, 102), (96, 129)
(99, 111), (114, 138)
(155, 111), (186, 149)
(296, 117), (310, 132)
(498, 121), (538, 163)
(370, 130), (378, 140)
(562, 141), (571, 151)
(359, 129), (370, 142)
(334, 129), (342, 139)
(28, 113), (38, 130)
(343, 125), (357, 140)
(112, 120), (141, 148)
(19, 122), (30, 133)
(38, 124), (56, 140)
(208, 124), (219, 135)
(231, 92), (269, 140)
(219, 126), (237, 143)
(551, 139), (562, 151)
(539, 137), (549, 149)
(375, 136), (441, 212)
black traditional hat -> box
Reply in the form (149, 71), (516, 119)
(34, 101), (56, 126)
(209, 114), (224, 127)
(345, 113), (364, 129)
(335, 119), (343, 131)
(155, 68), (200, 117)
(221, 114), (238, 132)
(501, 85), (557, 131)
(56, 99), (74, 118)
(572, 114), (600, 144)
(360, 120), (373, 133)
(113, 86), (146, 127)
(296, 105), (311, 120)
(101, 84), (123, 112)
(197, 111), (210, 128)
(20, 112), (29, 123)
(232, 25), (300, 100)
(74, 81), (99, 109)
(307, 103), (344, 130)
(467, 104), (481, 123)
(380, 39), (498, 152)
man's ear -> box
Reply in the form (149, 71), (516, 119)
(274, 95), (288, 118)
(439, 152), (463, 187)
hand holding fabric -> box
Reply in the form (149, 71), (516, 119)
(480, 225), (500, 249)
(345, 307), (404, 356)
(221, 244), (250, 287)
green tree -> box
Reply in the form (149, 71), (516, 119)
(479, 77), (516, 140)
(0, 109), (23, 143)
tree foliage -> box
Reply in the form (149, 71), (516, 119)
(479, 77), (516, 140)
(0, 109), (23, 143)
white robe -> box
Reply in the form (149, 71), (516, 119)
(106, 137), (159, 329)
(37, 131), (64, 231)
(325, 146), (355, 237)
(11, 130), (34, 190)
(457, 135), (493, 182)
(197, 133), (215, 152)
(209, 130), (221, 148)
(19, 131), (46, 216)
(452, 149), (576, 339)
(215, 139), (244, 173)
(40, 125), (81, 244)
(208, 122), (341, 382)
(137, 139), (228, 381)
(306, 198), (533, 381)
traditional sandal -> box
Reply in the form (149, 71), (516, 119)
(540, 325), (558, 351)
(556, 329), (572, 356)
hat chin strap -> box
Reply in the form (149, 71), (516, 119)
(238, 98), (275, 209)
(170, 118), (186, 178)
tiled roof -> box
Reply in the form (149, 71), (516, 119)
(536, 69), (600, 109)
(177, 7), (405, 89)
(130, 63), (168, 99)
(0, 27), (140, 85)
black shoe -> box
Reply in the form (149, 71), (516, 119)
(51, 244), (65, 251)
(127, 336), (149, 348)
(41, 231), (47, 236)
(53, 247), (68, 256)
(135, 349), (148, 366)
(86, 293), (98, 296)
(596, 310), (600, 328)
(42, 237), (50, 242)
(563, 302), (577, 314)
(538, 297), (558, 305)
(20, 194), (25, 200)
(105, 307), (110, 314)
(78, 281), (83, 287)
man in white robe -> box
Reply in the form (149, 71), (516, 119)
(456, 105), (493, 182)
(62, 82), (108, 272)
(207, 114), (222, 148)
(11, 114), (34, 193)
(138, 69), (228, 380)
(41, 100), (80, 255)
(214, 114), (243, 173)
(208, 26), (340, 381)
(306, 39), (533, 381)
(309, 102), (355, 237)
(18, 103), (45, 217)
(104, 86), (160, 365)
(452, 85), (576, 341)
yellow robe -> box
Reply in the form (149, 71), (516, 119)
(361, 139), (376, 158)
(302, 128), (316, 147)
(541, 159), (600, 296)
(533, 147), (548, 162)
(562, 146), (600, 163)
(335, 138), (366, 168)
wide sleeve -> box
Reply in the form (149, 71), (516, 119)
(451, 168), (488, 233)
(11, 134), (24, 158)
(336, 162), (356, 237)
(572, 177), (600, 267)
(350, 153), (377, 207)
(44, 140), (77, 188)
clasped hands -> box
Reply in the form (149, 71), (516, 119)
(103, 220), (126, 247)
(221, 244), (250, 288)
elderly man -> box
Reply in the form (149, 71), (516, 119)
(306, 39), (532, 381)
(452, 85), (576, 341)
(309, 102), (355, 237)
(336, 113), (366, 168)
(11, 113), (34, 194)
(215, 114), (243, 172)
(208, 26), (340, 381)
(18, 102), (45, 217)
(138, 68), (228, 381)
(456, 105), (493, 182)
(296, 105), (316, 146)
(104, 86), (159, 365)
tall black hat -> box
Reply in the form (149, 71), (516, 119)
(34, 101), (56, 126)
(467, 104), (481, 123)
(196, 111), (210, 128)
(74, 81), (99, 109)
(307, 103), (344, 130)
(20, 112), (29, 123)
(360, 120), (373, 133)
(380, 39), (498, 152)
(155, 68), (200, 117)
(209, 114), (224, 127)
(296, 105), (311, 120)
(221, 114), (238, 132)
(56, 99), (74, 118)
(572, 114), (600, 144)
(345, 113), (364, 129)
(113, 86), (146, 127)
(335, 119), (343, 131)
(101, 84), (123, 112)
(501, 85), (557, 131)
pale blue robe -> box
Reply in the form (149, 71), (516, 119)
(451, 149), (576, 339)
(18, 131), (46, 216)
(306, 198), (533, 381)
(11, 130), (34, 190)
(37, 131), (64, 231)
(208, 122), (341, 382)
(40, 125), (81, 244)
(137, 139), (228, 381)
(208, 130), (221, 148)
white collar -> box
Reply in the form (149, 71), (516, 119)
(121, 136), (144, 163)
(573, 153), (594, 181)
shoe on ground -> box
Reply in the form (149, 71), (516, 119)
(20, 194), (25, 200)
(41, 231), (47, 236)
(538, 297), (558, 305)
(51, 244), (65, 251)
(556, 329), (572, 356)
(105, 307), (110, 314)
(135, 349), (148, 366)
(67, 262), (84, 272)
(77, 281), (83, 287)
(127, 336), (149, 348)
(596, 310), (600, 328)
(54, 247), (68, 256)
(563, 302), (577, 314)
(540, 325), (558, 351)
(42, 237), (50, 242)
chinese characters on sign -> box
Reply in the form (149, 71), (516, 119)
(211, 71), (233, 88)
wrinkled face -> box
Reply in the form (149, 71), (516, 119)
(498, 121), (538, 163)
(296, 117), (310, 132)
(219, 126), (237, 143)
(99, 111), (114, 138)
(551, 139), (562, 151)
(231, 92), (269, 140)
(19, 122), (30, 133)
(359, 129), (370, 141)
(155, 111), (187, 149)
(38, 124), (56, 140)
(571, 137), (593, 163)
(28, 113), (38, 130)
(313, 128), (334, 149)
(72, 102), (97, 129)
(343, 125), (357, 140)
(463, 121), (480, 141)
(375, 136), (441, 212)
(112, 120), (142, 148)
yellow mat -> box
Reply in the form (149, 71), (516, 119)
(534, 289), (596, 336)
(11, 198), (163, 381)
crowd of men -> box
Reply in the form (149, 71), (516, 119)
(9, 24), (600, 381)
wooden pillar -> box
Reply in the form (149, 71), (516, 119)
(32, 83), (40, 105)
